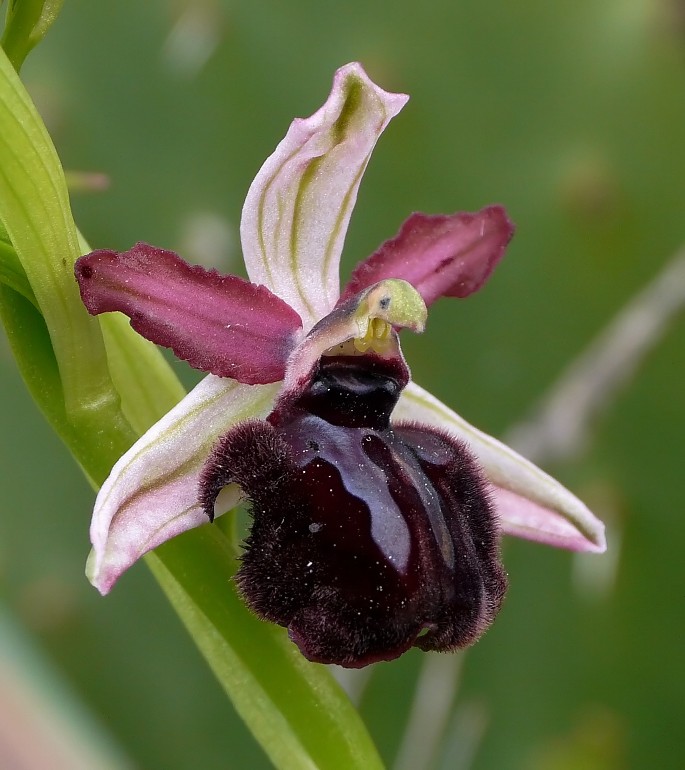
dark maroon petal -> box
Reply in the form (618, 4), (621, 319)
(339, 206), (515, 307)
(200, 354), (506, 667)
(75, 243), (302, 384)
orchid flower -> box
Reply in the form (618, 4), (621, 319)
(75, 63), (605, 668)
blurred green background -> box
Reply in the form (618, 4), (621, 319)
(1, 0), (684, 768)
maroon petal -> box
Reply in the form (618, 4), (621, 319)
(75, 243), (303, 384)
(340, 206), (515, 307)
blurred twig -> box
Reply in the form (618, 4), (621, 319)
(393, 653), (463, 770)
(505, 247), (685, 464)
(0, 605), (132, 770)
(435, 700), (489, 770)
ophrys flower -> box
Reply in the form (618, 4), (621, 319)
(76, 63), (605, 667)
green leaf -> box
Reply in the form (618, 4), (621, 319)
(0, 45), (130, 437)
(149, 527), (384, 770)
(2, 0), (65, 71)
(0, 237), (36, 306)
(0, 285), (127, 484)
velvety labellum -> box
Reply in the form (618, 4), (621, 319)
(201, 355), (507, 667)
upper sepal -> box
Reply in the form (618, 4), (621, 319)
(240, 62), (408, 329)
(75, 243), (303, 384)
(340, 206), (514, 307)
